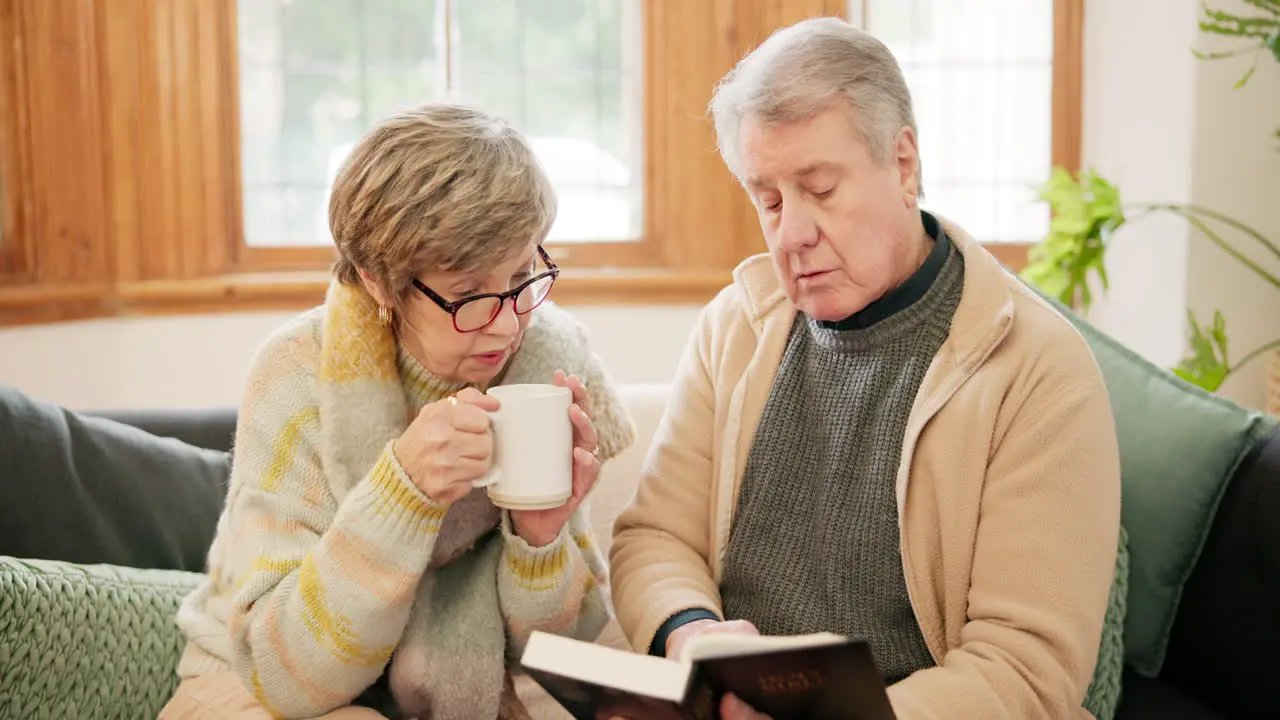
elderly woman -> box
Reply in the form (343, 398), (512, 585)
(609, 18), (1120, 720)
(160, 104), (634, 719)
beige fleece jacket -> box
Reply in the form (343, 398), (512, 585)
(610, 217), (1121, 719)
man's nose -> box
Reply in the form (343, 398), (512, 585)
(777, 201), (818, 251)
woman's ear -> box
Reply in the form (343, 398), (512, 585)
(356, 267), (390, 308)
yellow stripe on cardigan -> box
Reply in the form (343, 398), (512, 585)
(503, 565), (596, 641)
(236, 556), (303, 592)
(262, 592), (352, 710)
(369, 451), (448, 530)
(407, 373), (458, 407)
(250, 667), (284, 718)
(262, 406), (320, 493)
(505, 539), (572, 592)
(297, 555), (397, 667)
(320, 283), (398, 383)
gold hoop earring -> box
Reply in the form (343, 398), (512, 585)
(378, 305), (391, 326)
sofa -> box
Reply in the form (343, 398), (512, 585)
(2, 308), (1278, 719)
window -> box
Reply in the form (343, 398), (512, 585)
(0, 0), (1077, 326)
(855, 0), (1082, 248)
(237, 0), (643, 249)
(230, 0), (773, 277)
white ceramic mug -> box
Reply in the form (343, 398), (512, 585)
(472, 383), (574, 510)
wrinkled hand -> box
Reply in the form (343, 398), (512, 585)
(664, 622), (773, 716)
(510, 370), (601, 547)
(392, 387), (498, 505)
(720, 693), (772, 719)
(665, 618), (760, 660)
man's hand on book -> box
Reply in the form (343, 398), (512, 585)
(665, 618), (759, 659)
(721, 692), (771, 719)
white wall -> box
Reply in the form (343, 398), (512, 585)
(1083, 0), (1280, 410)
(0, 306), (701, 411)
(1184, 3), (1280, 408)
(1079, 0), (1198, 368)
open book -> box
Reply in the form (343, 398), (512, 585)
(519, 629), (897, 720)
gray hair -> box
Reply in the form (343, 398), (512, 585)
(330, 103), (557, 317)
(708, 17), (923, 196)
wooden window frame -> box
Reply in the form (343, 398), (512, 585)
(0, 0), (1081, 327)
(854, 0), (1084, 270)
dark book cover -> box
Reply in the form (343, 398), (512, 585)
(695, 639), (896, 720)
(522, 666), (713, 720)
(523, 638), (897, 720)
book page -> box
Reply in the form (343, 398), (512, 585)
(680, 631), (848, 662)
(521, 631), (694, 703)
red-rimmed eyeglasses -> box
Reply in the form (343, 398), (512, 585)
(412, 245), (559, 333)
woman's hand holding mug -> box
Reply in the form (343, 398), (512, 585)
(393, 387), (498, 505)
(509, 370), (601, 547)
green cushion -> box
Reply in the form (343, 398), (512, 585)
(1084, 525), (1129, 720)
(1038, 292), (1277, 677)
(0, 556), (203, 719)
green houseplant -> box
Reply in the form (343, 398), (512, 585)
(1022, 170), (1280, 392)
(1194, 0), (1280, 144)
(1020, 1), (1280, 394)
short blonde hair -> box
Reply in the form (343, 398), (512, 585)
(709, 17), (924, 196)
(330, 103), (556, 312)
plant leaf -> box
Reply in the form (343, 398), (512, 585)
(1019, 167), (1125, 311)
(1196, 3), (1280, 82)
(1173, 308), (1232, 391)
(1235, 59), (1259, 87)
(1241, 0), (1280, 19)
(1191, 47), (1253, 59)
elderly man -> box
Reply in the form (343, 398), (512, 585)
(609, 17), (1121, 720)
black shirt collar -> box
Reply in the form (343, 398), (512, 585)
(819, 211), (951, 331)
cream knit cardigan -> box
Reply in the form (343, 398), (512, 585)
(175, 279), (635, 719)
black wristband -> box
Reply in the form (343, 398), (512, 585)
(648, 607), (722, 656)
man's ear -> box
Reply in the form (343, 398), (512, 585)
(894, 125), (921, 202)
(356, 267), (390, 308)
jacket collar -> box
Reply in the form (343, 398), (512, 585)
(730, 214), (1016, 366)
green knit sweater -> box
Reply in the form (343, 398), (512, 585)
(720, 216), (962, 683)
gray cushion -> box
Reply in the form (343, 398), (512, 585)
(89, 406), (237, 454)
(0, 385), (230, 572)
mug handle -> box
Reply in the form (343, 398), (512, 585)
(471, 410), (501, 489)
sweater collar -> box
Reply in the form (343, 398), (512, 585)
(818, 210), (952, 332)
(395, 345), (469, 412)
(731, 212), (1016, 368)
